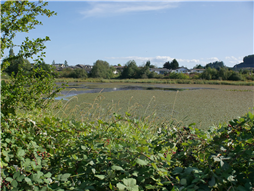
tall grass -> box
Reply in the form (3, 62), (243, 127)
(51, 90), (187, 130)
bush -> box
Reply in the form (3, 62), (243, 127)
(90, 60), (113, 79)
(228, 72), (243, 81)
(167, 72), (189, 79)
(1, 111), (254, 190)
(69, 68), (87, 79)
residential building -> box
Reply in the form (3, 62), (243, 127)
(189, 69), (205, 73)
(172, 67), (189, 73)
(149, 68), (170, 74)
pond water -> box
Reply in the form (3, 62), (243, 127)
(55, 85), (215, 100)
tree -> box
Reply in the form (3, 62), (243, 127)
(1, 1), (61, 116)
(145, 60), (151, 67)
(194, 64), (204, 69)
(70, 68), (87, 79)
(9, 47), (14, 57)
(3, 47), (31, 76)
(64, 60), (68, 67)
(205, 61), (225, 70)
(120, 60), (140, 79)
(171, 59), (179, 70)
(201, 67), (218, 80)
(163, 61), (171, 69)
(52, 60), (56, 65)
(90, 60), (113, 79)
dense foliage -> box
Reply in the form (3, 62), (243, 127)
(2, 48), (31, 76)
(90, 60), (114, 79)
(234, 54), (254, 69)
(163, 59), (179, 70)
(1, 0), (61, 117)
(1, 110), (254, 190)
(205, 61), (225, 69)
(59, 68), (88, 79)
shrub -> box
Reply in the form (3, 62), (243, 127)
(1, 111), (254, 190)
(228, 72), (243, 81)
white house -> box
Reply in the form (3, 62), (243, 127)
(149, 68), (170, 74)
(189, 69), (205, 73)
(172, 67), (189, 73)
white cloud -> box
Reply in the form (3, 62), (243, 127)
(79, 2), (178, 18)
(107, 55), (244, 68)
(225, 56), (243, 64)
(207, 57), (219, 62)
(107, 55), (205, 67)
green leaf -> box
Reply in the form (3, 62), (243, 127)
(44, 172), (52, 178)
(117, 183), (126, 191)
(17, 147), (25, 158)
(173, 167), (183, 175)
(6, 177), (13, 182)
(136, 158), (148, 166)
(4, 154), (10, 162)
(146, 184), (156, 189)
(81, 145), (86, 150)
(180, 179), (187, 185)
(188, 123), (196, 127)
(61, 173), (71, 181)
(95, 175), (105, 180)
(209, 176), (215, 187)
(25, 177), (33, 185)
(13, 172), (20, 179)
(112, 165), (124, 171)
(120, 178), (139, 191)
(236, 185), (249, 191)
(11, 180), (18, 187)
(17, 175), (25, 182)
(109, 182), (113, 190)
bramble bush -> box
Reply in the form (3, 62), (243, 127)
(1, 110), (254, 190)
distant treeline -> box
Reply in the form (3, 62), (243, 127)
(234, 54), (254, 69)
(2, 48), (254, 81)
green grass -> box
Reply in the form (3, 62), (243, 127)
(53, 82), (254, 130)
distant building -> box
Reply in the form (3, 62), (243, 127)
(149, 68), (170, 74)
(113, 65), (125, 74)
(172, 67), (189, 73)
(75, 64), (93, 69)
(53, 63), (65, 69)
(189, 69), (205, 73)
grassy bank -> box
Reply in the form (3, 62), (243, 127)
(55, 78), (254, 86)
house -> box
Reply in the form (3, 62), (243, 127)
(76, 64), (93, 69)
(113, 66), (125, 74)
(149, 68), (170, 75)
(171, 67), (189, 73)
(75, 64), (93, 73)
(53, 63), (65, 69)
(189, 69), (205, 73)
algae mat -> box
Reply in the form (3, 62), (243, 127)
(55, 83), (254, 130)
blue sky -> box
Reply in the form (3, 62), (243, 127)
(8, 1), (254, 68)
